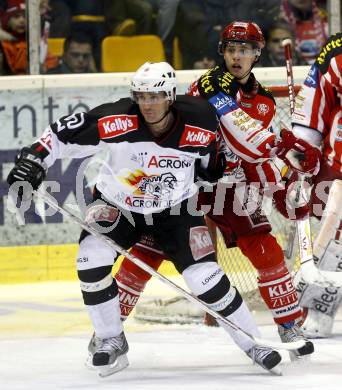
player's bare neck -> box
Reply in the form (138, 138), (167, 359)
(238, 74), (249, 85)
(148, 111), (174, 138)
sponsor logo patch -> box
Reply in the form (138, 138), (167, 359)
(189, 226), (215, 261)
(240, 101), (252, 108)
(147, 155), (192, 169)
(124, 196), (173, 209)
(39, 128), (53, 151)
(304, 65), (318, 88)
(120, 169), (177, 197)
(179, 125), (216, 148)
(85, 204), (120, 224)
(77, 256), (88, 264)
(317, 37), (342, 65)
(209, 92), (238, 116)
(336, 118), (342, 141)
(98, 115), (138, 139)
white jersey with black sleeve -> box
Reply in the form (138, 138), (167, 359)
(31, 95), (220, 214)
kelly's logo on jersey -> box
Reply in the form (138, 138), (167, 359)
(189, 226), (215, 261)
(179, 125), (215, 148)
(98, 115), (138, 139)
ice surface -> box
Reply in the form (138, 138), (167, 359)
(1, 280), (342, 390)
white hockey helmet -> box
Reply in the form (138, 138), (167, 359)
(131, 62), (177, 102)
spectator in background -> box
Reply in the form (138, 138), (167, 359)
(48, 0), (72, 38)
(176, 0), (283, 69)
(176, 0), (219, 69)
(258, 19), (305, 67)
(0, 0), (58, 75)
(280, 0), (328, 64)
(39, 0), (50, 15)
(213, 0), (283, 34)
(0, 0), (6, 12)
(109, 0), (154, 36)
(46, 32), (96, 74)
(145, 0), (180, 64)
(0, 0), (16, 41)
(68, 0), (109, 70)
(69, 1), (154, 70)
(193, 55), (215, 70)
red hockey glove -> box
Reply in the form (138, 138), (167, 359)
(276, 128), (321, 175)
(272, 170), (310, 220)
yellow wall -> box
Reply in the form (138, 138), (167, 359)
(0, 244), (178, 284)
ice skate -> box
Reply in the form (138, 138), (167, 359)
(278, 321), (314, 361)
(86, 331), (129, 377)
(246, 345), (282, 375)
(85, 332), (101, 370)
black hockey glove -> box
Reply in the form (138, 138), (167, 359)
(7, 147), (47, 192)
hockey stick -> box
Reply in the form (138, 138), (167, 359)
(282, 39), (342, 288)
(34, 187), (305, 352)
(281, 38), (298, 261)
(282, 39), (296, 115)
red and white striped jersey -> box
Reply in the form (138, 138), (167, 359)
(188, 70), (276, 163)
(292, 33), (342, 174)
(188, 70), (283, 185)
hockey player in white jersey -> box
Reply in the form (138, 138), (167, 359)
(279, 33), (342, 338)
(7, 62), (284, 376)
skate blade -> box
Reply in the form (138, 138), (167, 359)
(269, 365), (282, 376)
(289, 352), (311, 363)
(97, 354), (129, 378)
(85, 353), (96, 371)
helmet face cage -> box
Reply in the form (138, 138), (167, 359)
(131, 62), (177, 103)
(218, 21), (265, 56)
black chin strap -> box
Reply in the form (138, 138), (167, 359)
(235, 68), (252, 81)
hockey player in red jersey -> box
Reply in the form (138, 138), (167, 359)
(115, 22), (314, 359)
(7, 62), (284, 376)
(280, 33), (342, 338)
